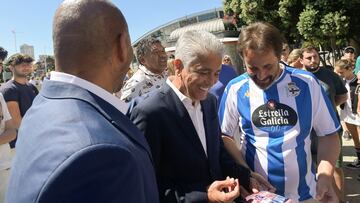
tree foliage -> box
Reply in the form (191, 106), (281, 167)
(34, 56), (55, 73)
(223, 0), (360, 50)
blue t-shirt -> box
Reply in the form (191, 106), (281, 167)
(218, 65), (340, 202)
(209, 64), (238, 102)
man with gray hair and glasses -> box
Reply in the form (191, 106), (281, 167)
(130, 30), (272, 203)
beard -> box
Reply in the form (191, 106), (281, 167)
(305, 65), (319, 72)
(250, 75), (274, 89)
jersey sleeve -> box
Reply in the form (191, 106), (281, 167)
(218, 82), (240, 137)
(311, 77), (340, 136)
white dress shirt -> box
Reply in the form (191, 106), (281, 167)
(50, 71), (128, 114)
(166, 79), (207, 155)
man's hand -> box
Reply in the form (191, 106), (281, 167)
(315, 174), (338, 203)
(240, 172), (276, 197)
(208, 177), (240, 203)
(249, 172), (276, 193)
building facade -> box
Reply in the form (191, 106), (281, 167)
(132, 8), (244, 74)
(20, 44), (35, 59)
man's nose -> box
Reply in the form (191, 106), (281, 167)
(256, 70), (268, 80)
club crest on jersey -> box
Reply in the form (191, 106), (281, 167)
(287, 82), (300, 97)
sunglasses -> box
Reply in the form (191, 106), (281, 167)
(345, 50), (354, 54)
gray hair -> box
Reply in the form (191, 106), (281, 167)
(175, 30), (224, 68)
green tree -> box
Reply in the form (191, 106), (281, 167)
(223, 0), (360, 52)
(44, 56), (55, 72)
(34, 56), (55, 75)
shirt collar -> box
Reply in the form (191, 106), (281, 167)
(139, 65), (166, 77)
(50, 71), (128, 114)
(166, 78), (200, 107)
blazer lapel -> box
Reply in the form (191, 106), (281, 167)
(201, 97), (217, 163)
(162, 84), (207, 158)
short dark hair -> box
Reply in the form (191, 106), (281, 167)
(6, 53), (34, 66)
(237, 22), (284, 59)
(300, 44), (318, 58)
(0, 47), (8, 61)
(301, 41), (318, 51)
(135, 37), (161, 64)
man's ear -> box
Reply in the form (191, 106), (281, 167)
(9, 65), (14, 72)
(174, 59), (183, 76)
(299, 58), (304, 66)
(116, 32), (131, 63)
(138, 56), (145, 65)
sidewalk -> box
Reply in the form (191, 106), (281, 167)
(342, 137), (360, 203)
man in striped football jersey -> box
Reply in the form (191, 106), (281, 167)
(219, 22), (340, 203)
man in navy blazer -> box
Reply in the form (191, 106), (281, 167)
(5, 1), (158, 202)
(130, 30), (255, 203)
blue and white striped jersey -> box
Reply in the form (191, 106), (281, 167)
(219, 65), (340, 202)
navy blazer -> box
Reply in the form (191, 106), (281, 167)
(6, 80), (159, 203)
(130, 84), (250, 203)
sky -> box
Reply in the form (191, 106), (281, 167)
(0, 0), (222, 60)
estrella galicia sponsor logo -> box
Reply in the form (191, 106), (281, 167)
(252, 100), (298, 132)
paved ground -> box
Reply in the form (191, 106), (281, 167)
(342, 137), (360, 203)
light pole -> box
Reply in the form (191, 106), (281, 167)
(11, 30), (17, 52)
(44, 57), (47, 74)
(44, 46), (47, 74)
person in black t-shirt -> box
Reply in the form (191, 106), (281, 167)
(0, 53), (38, 148)
(300, 45), (348, 202)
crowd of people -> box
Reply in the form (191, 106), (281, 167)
(0, 0), (359, 203)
